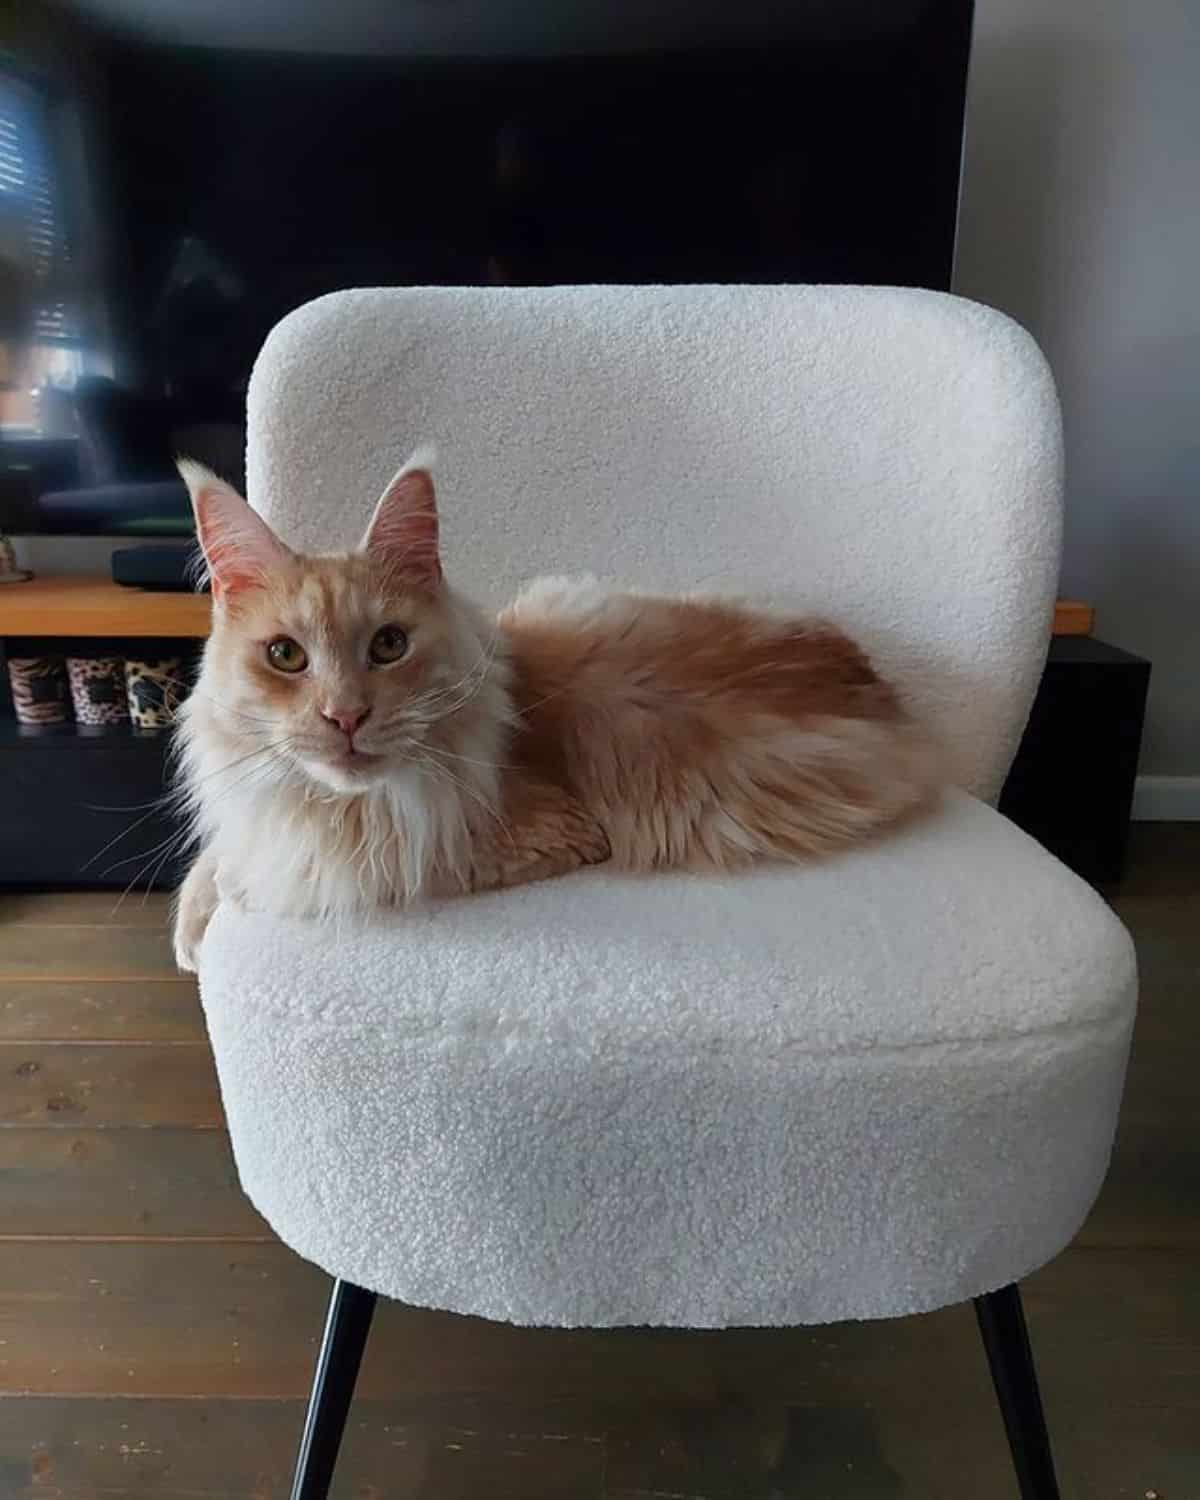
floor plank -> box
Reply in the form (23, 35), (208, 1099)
(0, 1397), (607, 1500)
(0, 1241), (1195, 1413)
(1077, 843), (1200, 1249)
(0, 1242), (323, 1399)
(1079, 1139), (1200, 1248)
(0, 1396), (1191, 1500)
(0, 1128), (270, 1239)
(1, 1395), (1194, 1500)
(0, 1043), (221, 1128)
(1108, 821), (1200, 906)
(0, 979), (204, 1042)
(0, 891), (174, 928)
(0, 924), (179, 982)
(0, 1348), (1195, 1497)
(606, 1401), (1200, 1500)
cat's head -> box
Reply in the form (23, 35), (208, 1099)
(180, 451), (502, 795)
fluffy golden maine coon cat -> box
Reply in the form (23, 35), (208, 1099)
(171, 451), (941, 971)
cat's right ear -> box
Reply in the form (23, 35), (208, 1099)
(177, 460), (294, 601)
(360, 446), (441, 586)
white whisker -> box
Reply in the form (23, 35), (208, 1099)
(417, 742), (516, 772)
(404, 743), (506, 831)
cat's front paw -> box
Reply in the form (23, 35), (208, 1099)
(172, 903), (210, 974)
(172, 851), (220, 973)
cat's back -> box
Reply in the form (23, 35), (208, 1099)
(500, 575), (900, 726)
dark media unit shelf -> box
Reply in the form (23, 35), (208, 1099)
(0, 579), (209, 890)
(0, 713), (190, 891)
(999, 635), (1151, 887)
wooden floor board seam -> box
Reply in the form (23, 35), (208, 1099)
(0, 1389), (313, 1403)
(0, 1124), (225, 1133)
(0, 1038), (209, 1048)
(0, 1233), (273, 1243)
(2, 923), (176, 932)
(1, 976), (194, 984)
(5, 974), (191, 983)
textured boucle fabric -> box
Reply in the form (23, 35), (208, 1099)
(245, 284), (1063, 802)
(202, 792), (1135, 1328)
(198, 284), (1134, 1328)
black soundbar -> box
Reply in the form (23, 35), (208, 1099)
(111, 544), (205, 593)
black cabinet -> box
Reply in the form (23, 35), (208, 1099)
(1000, 637), (1151, 887)
(0, 633), (194, 891)
(0, 718), (188, 889)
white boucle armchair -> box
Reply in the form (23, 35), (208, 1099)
(197, 285), (1136, 1500)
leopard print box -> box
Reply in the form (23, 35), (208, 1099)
(67, 657), (130, 727)
(125, 657), (183, 730)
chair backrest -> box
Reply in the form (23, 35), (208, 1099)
(247, 285), (1061, 800)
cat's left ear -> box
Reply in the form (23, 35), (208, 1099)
(360, 447), (441, 587)
(178, 459), (295, 602)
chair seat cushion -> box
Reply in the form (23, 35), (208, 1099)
(199, 790), (1136, 1328)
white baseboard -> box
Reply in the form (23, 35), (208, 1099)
(1132, 776), (1200, 821)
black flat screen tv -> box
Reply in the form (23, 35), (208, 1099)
(2, 0), (973, 536)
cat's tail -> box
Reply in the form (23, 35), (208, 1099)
(695, 713), (945, 866)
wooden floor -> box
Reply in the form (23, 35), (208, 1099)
(0, 826), (1197, 1498)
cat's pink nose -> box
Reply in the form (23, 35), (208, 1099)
(322, 707), (371, 739)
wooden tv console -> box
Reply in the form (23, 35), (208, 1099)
(0, 575), (212, 638)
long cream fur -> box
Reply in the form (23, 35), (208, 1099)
(171, 453), (941, 971)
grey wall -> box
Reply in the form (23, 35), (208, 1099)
(955, 0), (1200, 781)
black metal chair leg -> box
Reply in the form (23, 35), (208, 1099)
(290, 1279), (378, 1500)
(974, 1284), (1061, 1500)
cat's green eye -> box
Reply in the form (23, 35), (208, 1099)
(369, 625), (410, 665)
(266, 637), (308, 674)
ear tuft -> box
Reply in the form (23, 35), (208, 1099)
(402, 442), (438, 475)
(360, 447), (442, 586)
(177, 458), (294, 600)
